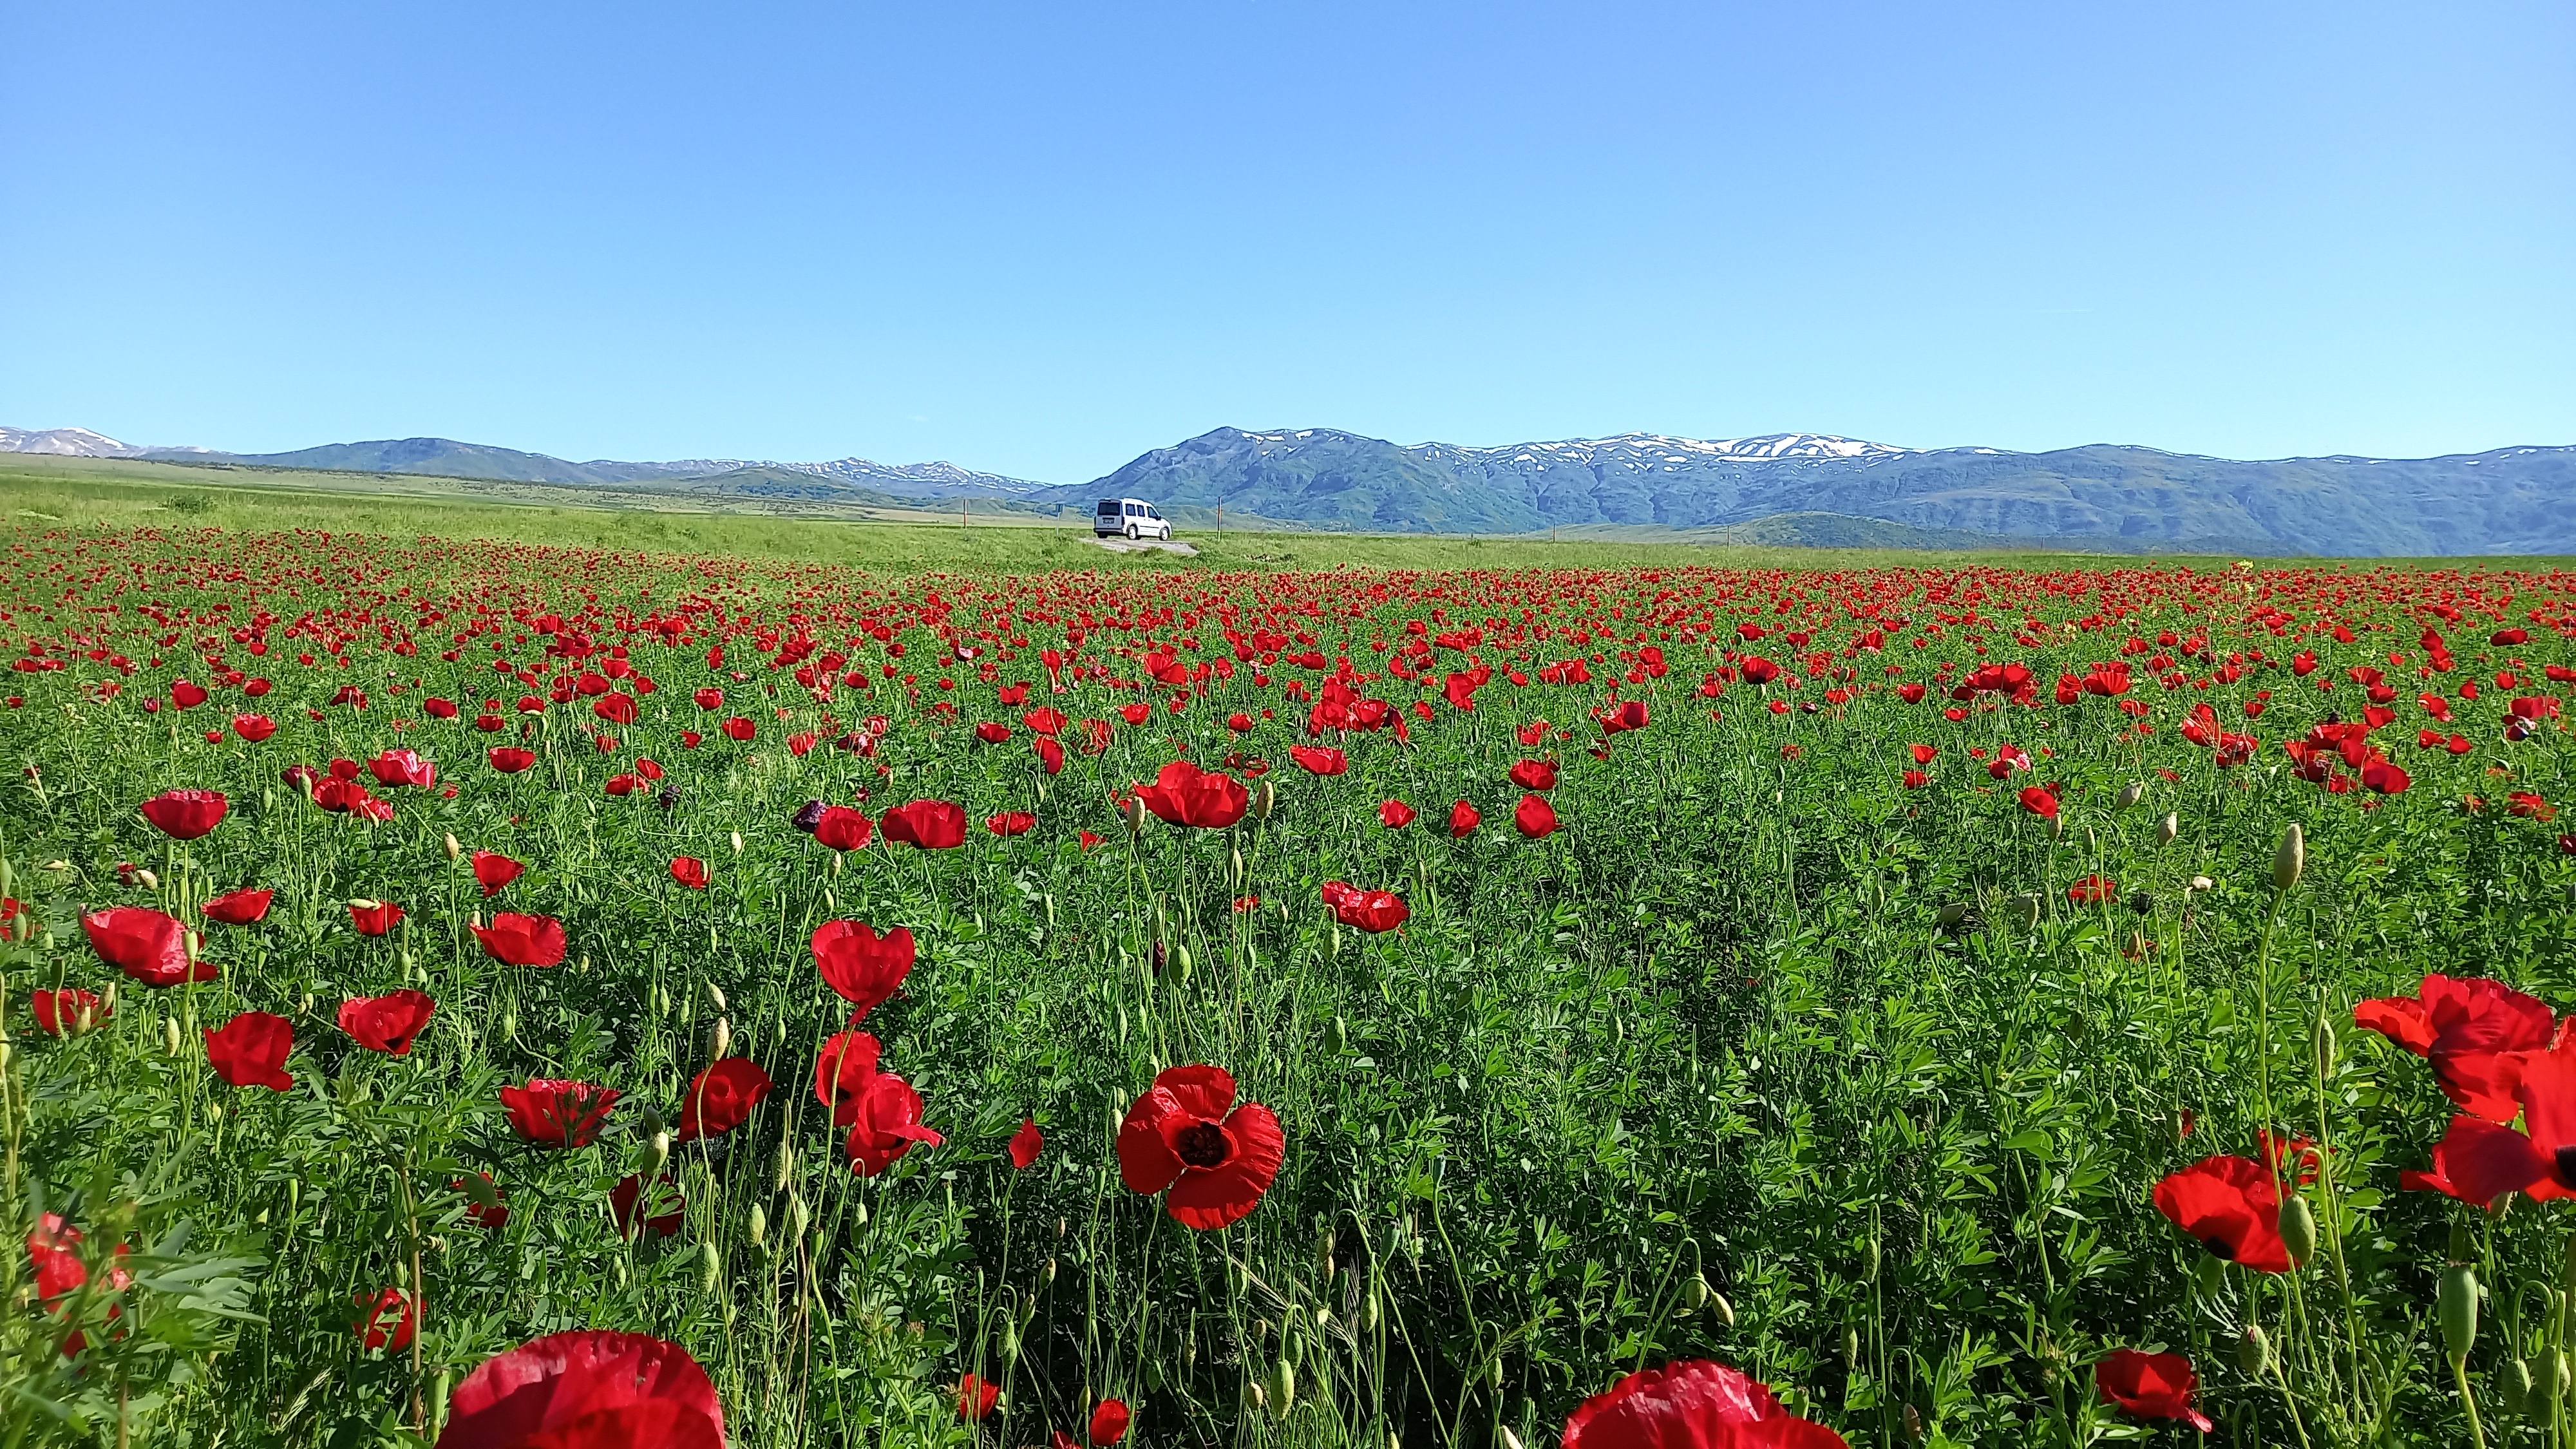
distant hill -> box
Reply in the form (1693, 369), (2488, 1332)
(115, 435), (1056, 502)
(1053, 427), (2576, 554)
(14, 422), (2576, 553)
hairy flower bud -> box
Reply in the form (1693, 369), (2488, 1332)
(2278, 1195), (2316, 1267)
(2440, 1265), (2479, 1364)
(2115, 781), (2145, 810)
(2238, 1323), (2271, 1376)
(2273, 822), (2306, 892)
(2155, 812), (2178, 846)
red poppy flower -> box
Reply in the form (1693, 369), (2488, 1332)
(815, 805), (874, 851)
(844, 1065), (942, 1176)
(2065, 875), (2117, 905)
(1902, 769), (1931, 790)
(500, 1077), (620, 1148)
(1378, 799), (1417, 828)
(455, 1171), (509, 1230)
(814, 1030), (882, 1122)
(1509, 758), (1558, 791)
(231, 712), (277, 742)
(169, 678), (207, 708)
(33, 987), (108, 1036)
(348, 900), (404, 935)
(1010, 1115), (1044, 1169)
(812, 920), (914, 1019)
(610, 1173), (686, 1238)
(205, 1012), (295, 1091)
(1133, 761), (1250, 829)
(1599, 699), (1651, 734)
(472, 850), (525, 896)
(367, 749), (436, 788)
(986, 811), (1037, 837)
(83, 906), (214, 987)
(2017, 785), (2060, 819)
(474, 913), (567, 967)
(2352, 974), (2554, 1122)
(488, 746), (536, 773)
(670, 856), (708, 889)
(138, 788), (227, 840)
(693, 687), (724, 710)
(2360, 758), (2410, 795)
(1088, 1398), (1132, 1446)
(1118, 702), (1152, 726)
(721, 716), (755, 742)
(1320, 881), (1409, 933)
(974, 721), (1012, 744)
(882, 799), (967, 849)
(1289, 744), (1348, 776)
(678, 1057), (773, 1141)
(1514, 793), (1559, 838)
(339, 989), (436, 1055)
(202, 887), (274, 925)
(2094, 1349), (2213, 1433)
(440, 1331), (724, 1449)
(1116, 1064), (1284, 1229)
(1033, 736), (1066, 775)
(1562, 1358), (1848, 1449)
(958, 1373), (1001, 1422)
(1908, 743), (1938, 765)
(2152, 1156), (2292, 1272)
(357, 1287), (417, 1351)
(1448, 800), (1480, 837)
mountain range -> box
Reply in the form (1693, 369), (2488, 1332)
(7, 424), (2573, 556)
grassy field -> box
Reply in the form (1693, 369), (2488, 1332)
(3, 483), (2575, 1449)
(2, 451), (2206, 574)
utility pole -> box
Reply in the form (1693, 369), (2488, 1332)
(961, 497), (968, 529)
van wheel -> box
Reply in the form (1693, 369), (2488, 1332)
(1126, 524), (1137, 540)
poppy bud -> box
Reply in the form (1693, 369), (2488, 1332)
(2278, 1195), (2316, 1266)
(1269, 1360), (1295, 1417)
(708, 982), (726, 1011)
(650, 1130), (672, 1173)
(1903, 1405), (1924, 1444)
(136, 867), (160, 889)
(1935, 902), (1968, 927)
(2239, 1323), (2271, 1376)
(2155, 812), (2178, 846)
(2273, 822), (2304, 891)
(1042, 1256), (1057, 1286)
(2189, 874), (2213, 892)
(1863, 1237), (1880, 1282)
(2116, 781), (2145, 810)
(1123, 795), (1146, 835)
(775, 1140), (793, 1192)
(2194, 1253), (2228, 1297)
(2440, 1265), (2479, 1364)
(2316, 1014), (2336, 1074)
(1683, 1273), (1710, 1311)
(1242, 1379), (1267, 1414)
(700, 1240), (721, 1294)
(1844, 1327), (1861, 1371)
(1499, 1428), (1525, 1449)
(165, 1015), (184, 1056)
(712, 1016), (730, 1059)
(2045, 815), (2064, 841)
(442, 832), (461, 861)
(2007, 893), (2041, 932)
(1711, 1291), (1736, 1328)
(748, 1203), (767, 1249)
(2505, 1357), (2534, 1416)
(731, 830), (744, 855)
(1318, 1224), (1336, 1278)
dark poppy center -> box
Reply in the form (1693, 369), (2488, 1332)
(1175, 1121), (1231, 1169)
(2553, 1146), (2576, 1189)
(2200, 1235), (2236, 1261)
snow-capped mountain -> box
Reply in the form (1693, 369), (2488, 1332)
(2, 426), (162, 457)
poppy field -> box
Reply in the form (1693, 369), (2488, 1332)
(6, 525), (2576, 1449)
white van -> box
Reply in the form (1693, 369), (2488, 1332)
(1095, 497), (1172, 541)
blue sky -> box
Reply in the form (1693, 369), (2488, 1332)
(4, 1), (2569, 482)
